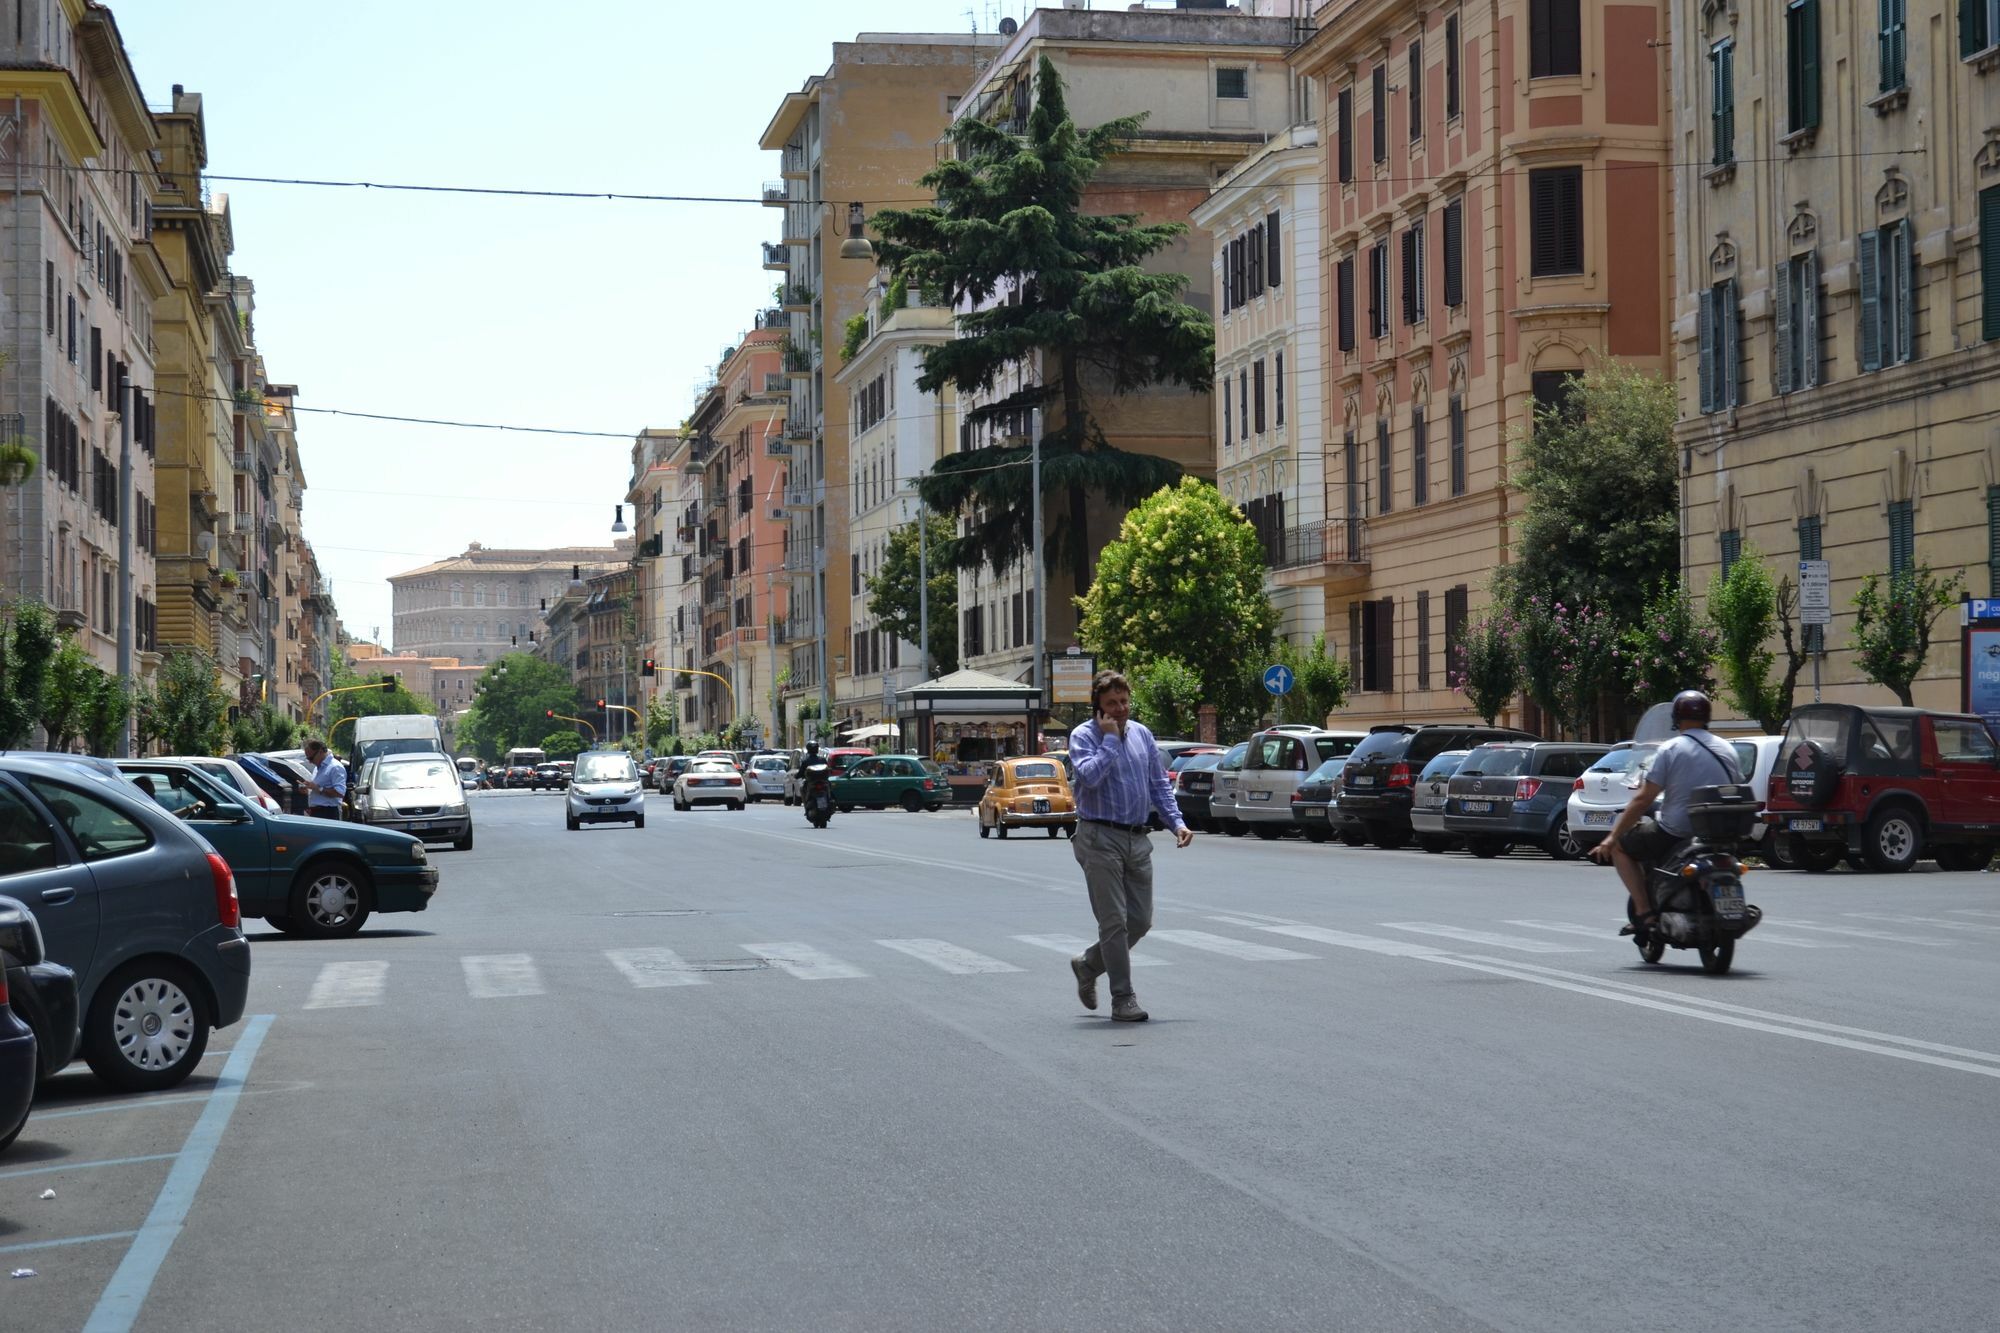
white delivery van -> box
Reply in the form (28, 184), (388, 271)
(350, 714), (446, 768)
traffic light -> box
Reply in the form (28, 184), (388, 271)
(641, 658), (656, 677)
(379, 675), (396, 693)
(545, 709), (555, 719)
(597, 699), (606, 709)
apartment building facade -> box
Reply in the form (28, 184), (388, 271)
(1294, 0), (1673, 727)
(760, 32), (1006, 740)
(1674, 0), (2000, 710)
(389, 543), (627, 664)
(830, 277), (956, 733)
(1193, 120), (1327, 646)
(0, 2), (165, 677)
(946, 5), (1308, 688)
(625, 426), (679, 727)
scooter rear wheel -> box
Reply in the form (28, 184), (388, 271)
(1697, 940), (1734, 975)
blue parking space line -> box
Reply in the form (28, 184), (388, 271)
(0, 1230), (138, 1256)
(34, 1093), (211, 1121)
(0, 1153), (178, 1181)
(82, 1014), (273, 1333)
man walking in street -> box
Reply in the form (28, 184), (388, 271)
(1066, 669), (1194, 1022)
(303, 738), (348, 820)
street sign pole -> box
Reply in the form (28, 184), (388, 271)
(1799, 560), (1831, 704)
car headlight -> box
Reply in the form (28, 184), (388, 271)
(411, 842), (428, 863)
(444, 799), (467, 813)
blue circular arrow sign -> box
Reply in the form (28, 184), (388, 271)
(1263, 664), (1294, 695)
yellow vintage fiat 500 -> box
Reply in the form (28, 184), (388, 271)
(977, 756), (1078, 839)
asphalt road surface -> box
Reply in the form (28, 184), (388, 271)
(4, 790), (1996, 1330)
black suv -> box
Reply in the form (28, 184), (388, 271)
(1338, 723), (1539, 849)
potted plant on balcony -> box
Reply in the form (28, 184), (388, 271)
(218, 569), (240, 591)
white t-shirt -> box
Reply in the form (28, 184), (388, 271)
(1648, 729), (1742, 837)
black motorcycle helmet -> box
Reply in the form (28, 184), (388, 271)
(1670, 690), (1713, 727)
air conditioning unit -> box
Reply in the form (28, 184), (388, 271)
(767, 504), (786, 521)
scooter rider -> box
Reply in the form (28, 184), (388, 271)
(1589, 690), (1744, 940)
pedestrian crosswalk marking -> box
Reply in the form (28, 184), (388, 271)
(1208, 916), (1443, 958)
(743, 942), (869, 980)
(1844, 912), (2000, 935)
(1782, 921), (1954, 946)
(1502, 919), (1845, 949)
(1380, 922), (1586, 953)
(304, 961), (387, 1009)
(1147, 929), (1317, 962)
(461, 954), (545, 998)
(1012, 934), (1168, 966)
(877, 939), (1024, 974)
(605, 947), (709, 987)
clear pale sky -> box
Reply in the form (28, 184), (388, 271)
(112, 0), (1044, 648)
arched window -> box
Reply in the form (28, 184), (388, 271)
(451, 619), (464, 640)
(474, 585), (486, 607)
(450, 581), (463, 606)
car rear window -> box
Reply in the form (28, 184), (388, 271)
(1218, 743), (1249, 771)
(1305, 757), (1347, 783)
(1534, 750), (1596, 779)
(1312, 736), (1361, 761)
(1347, 732), (1411, 763)
(1417, 752), (1468, 781)
(1013, 762), (1060, 781)
(1181, 754), (1222, 772)
(1782, 710), (1850, 758)
(1458, 746), (1531, 777)
(1584, 748), (1642, 775)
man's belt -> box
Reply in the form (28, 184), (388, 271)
(1082, 817), (1151, 835)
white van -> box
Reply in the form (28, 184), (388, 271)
(350, 714), (446, 767)
(1235, 728), (1369, 835)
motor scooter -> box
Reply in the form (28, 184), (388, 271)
(1630, 782), (1764, 974)
(800, 760), (834, 829)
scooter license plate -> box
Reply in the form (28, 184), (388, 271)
(1788, 817), (1822, 832)
(1711, 885), (1746, 917)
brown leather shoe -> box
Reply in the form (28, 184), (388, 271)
(1111, 994), (1148, 1023)
(1070, 955), (1098, 1011)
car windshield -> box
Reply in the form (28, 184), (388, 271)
(1219, 743), (1248, 771)
(1417, 752), (1468, 781)
(1181, 754), (1222, 772)
(376, 759), (457, 791)
(1305, 757), (1347, 783)
(574, 753), (637, 783)
(1012, 762), (1060, 781)
(1459, 746), (1531, 778)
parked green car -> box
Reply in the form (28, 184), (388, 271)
(829, 754), (947, 813)
(116, 760), (438, 938)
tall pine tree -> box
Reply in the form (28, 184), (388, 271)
(870, 56), (1214, 588)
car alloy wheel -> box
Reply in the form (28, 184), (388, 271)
(294, 865), (371, 937)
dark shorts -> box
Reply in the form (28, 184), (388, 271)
(1619, 817), (1680, 864)
(307, 806), (344, 821)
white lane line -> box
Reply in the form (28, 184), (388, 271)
(605, 947), (708, 987)
(461, 954), (545, 998)
(1504, 919), (1842, 949)
(877, 939), (1025, 974)
(0, 1153), (178, 1181)
(1, 1230), (139, 1256)
(1205, 915), (1443, 957)
(303, 961), (388, 1009)
(743, 942), (869, 980)
(1012, 933), (1168, 966)
(1947, 909), (2000, 919)
(1455, 956), (2000, 1067)
(1147, 929), (1318, 962)
(1781, 921), (1954, 946)
(1843, 912), (2000, 934)
(1380, 922), (1587, 954)
(1421, 955), (2000, 1080)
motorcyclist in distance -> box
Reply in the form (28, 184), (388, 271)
(1589, 690), (1744, 942)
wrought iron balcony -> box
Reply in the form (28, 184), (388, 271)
(784, 420), (813, 441)
(781, 283), (814, 312)
(760, 372), (790, 396)
(761, 242), (788, 270)
(761, 181), (786, 206)
(1267, 515), (1371, 582)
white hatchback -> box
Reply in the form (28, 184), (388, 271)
(744, 754), (792, 803)
(1567, 735), (1781, 854)
(673, 760), (746, 811)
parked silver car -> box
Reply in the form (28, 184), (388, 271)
(1409, 750), (1470, 853)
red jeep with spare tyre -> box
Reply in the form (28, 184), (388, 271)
(1763, 703), (2000, 873)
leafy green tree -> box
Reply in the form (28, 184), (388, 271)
(1128, 656), (1204, 737)
(646, 691), (678, 744)
(0, 601), (60, 748)
(1506, 363), (1679, 630)
(871, 56), (1213, 585)
(230, 705), (299, 755)
(82, 673), (130, 756)
(322, 655), (431, 735)
(865, 515), (960, 674)
(454, 653), (577, 756)
(1619, 579), (1717, 704)
(720, 715), (762, 748)
(1453, 610), (1522, 726)
(1270, 633), (1350, 726)
(153, 649), (232, 756)
(1078, 479), (1273, 729)
(539, 730), (584, 759)
(1851, 565), (1964, 706)
(1707, 551), (1796, 732)
(40, 636), (99, 751)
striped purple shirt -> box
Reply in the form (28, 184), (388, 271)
(1067, 717), (1183, 830)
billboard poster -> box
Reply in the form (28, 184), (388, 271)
(1965, 627), (2000, 729)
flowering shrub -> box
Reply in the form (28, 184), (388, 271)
(1621, 579), (1717, 704)
(1451, 610), (1521, 725)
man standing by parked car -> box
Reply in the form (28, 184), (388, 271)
(1064, 670), (1193, 1023)
(303, 738), (347, 820)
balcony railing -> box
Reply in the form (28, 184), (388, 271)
(760, 372), (790, 396)
(761, 242), (788, 269)
(781, 144), (808, 178)
(781, 283), (814, 311)
(782, 341), (812, 374)
(1268, 515), (1371, 572)
(784, 420), (813, 441)
(753, 306), (787, 330)
(765, 436), (792, 458)
(761, 181), (786, 206)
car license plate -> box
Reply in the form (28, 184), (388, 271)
(1350, 775), (1375, 786)
(1301, 807), (1326, 819)
(1584, 811), (1614, 827)
(1249, 790), (1270, 802)
(1462, 800), (1491, 813)
(1032, 799), (1050, 813)
(1788, 817), (1822, 832)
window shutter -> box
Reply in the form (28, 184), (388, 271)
(1889, 500), (1915, 576)
(1372, 65), (1387, 163)
(1377, 416), (1392, 514)
(1223, 377), (1232, 445)
(1893, 221), (1915, 365)
(1964, 0), (1990, 57)
(1367, 245), (1382, 337)
(1858, 229), (1883, 372)
(1698, 287), (1717, 413)
(1774, 258), (1795, 396)
(1275, 351), (1285, 427)
(1253, 359), (1266, 434)
(1797, 0), (1821, 130)
(1801, 249), (1821, 386)
(1446, 14), (1461, 118)
(1530, 0), (1551, 75)
(1412, 406), (1428, 505)
(1417, 590), (1432, 689)
(1449, 394), (1467, 495)
(1722, 278), (1741, 408)
(1378, 597), (1396, 691)
(1337, 256), (1356, 351)
(1409, 38), (1423, 141)
(1401, 228), (1418, 324)
(1443, 198), (1464, 306)
(1981, 186), (2000, 343)
(1241, 368), (1250, 437)
(1348, 601), (1363, 682)
(1338, 88), (1354, 182)
(1267, 212), (1282, 287)
(1987, 487), (2000, 595)
(1249, 224), (1263, 295)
